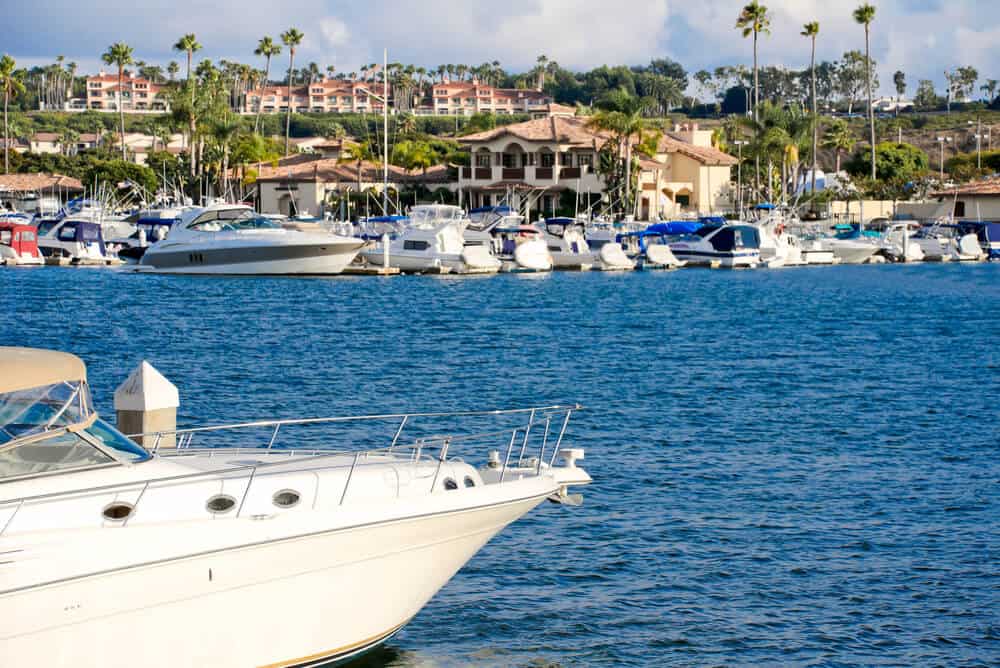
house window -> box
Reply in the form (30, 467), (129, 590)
(560, 153), (572, 166)
(954, 201), (966, 217)
(578, 154), (594, 168)
(475, 153), (491, 167)
(539, 153), (555, 168)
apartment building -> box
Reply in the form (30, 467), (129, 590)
(244, 81), (390, 115)
(84, 73), (169, 112)
(419, 81), (552, 116)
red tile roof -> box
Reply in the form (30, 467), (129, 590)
(657, 134), (738, 166)
(932, 176), (1000, 197)
(254, 157), (451, 184)
(0, 173), (84, 193)
(460, 116), (606, 146)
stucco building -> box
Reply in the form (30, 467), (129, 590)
(85, 73), (169, 112)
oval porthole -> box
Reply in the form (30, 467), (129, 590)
(443, 478), (458, 491)
(206, 494), (237, 514)
(102, 502), (134, 521)
(273, 489), (301, 509)
(463, 476), (476, 488)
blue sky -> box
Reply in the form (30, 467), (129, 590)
(6, 0), (1000, 96)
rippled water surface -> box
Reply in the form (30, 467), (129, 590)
(3, 263), (999, 667)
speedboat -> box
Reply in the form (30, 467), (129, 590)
(361, 205), (500, 274)
(137, 204), (364, 275)
(37, 216), (122, 265)
(669, 223), (761, 268)
(618, 225), (687, 269)
(880, 221), (925, 263)
(467, 207), (552, 272)
(542, 217), (594, 270)
(0, 220), (43, 266)
(0, 347), (592, 668)
(911, 221), (986, 262)
(114, 209), (190, 263)
(817, 224), (880, 265)
(584, 219), (638, 271)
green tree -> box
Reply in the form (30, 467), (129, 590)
(586, 95), (647, 216)
(802, 21), (820, 202)
(913, 79), (939, 111)
(846, 141), (928, 184)
(101, 41), (134, 161)
(253, 36), (281, 135)
(0, 54), (25, 174)
(822, 118), (854, 173)
(84, 159), (157, 195)
(736, 1), (771, 198)
(166, 61), (179, 82)
(893, 70), (906, 110)
(853, 2), (877, 180)
(981, 79), (998, 103)
(280, 28), (304, 155)
(173, 34), (201, 84)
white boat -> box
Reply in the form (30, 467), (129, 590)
(669, 223), (761, 268)
(880, 222), (925, 263)
(37, 216), (122, 265)
(468, 207), (553, 272)
(0, 347), (591, 668)
(137, 204), (363, 275)
(912, 221), (986, 262)
(542, 217), (594, 270)
(362, 205), (500, 274)
(817, 224), (880, 265)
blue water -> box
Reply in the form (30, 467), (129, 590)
(3, 264), (999, 667)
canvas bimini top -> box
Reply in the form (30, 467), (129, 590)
(0, 347), (87, 395)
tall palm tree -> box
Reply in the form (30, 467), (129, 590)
(167, 61), (179, 82)
(101, 41), (134, 161)
(586, 97), (646, 217)
(280, 28), (304, 155)
(211, 118), (240, 200)
(802, 21), (820, 201)
(253, 36), (281, 134)
(854, 3), (877, 180)
(536, 54), (549, 89)
(173, 34), (201, 85)
(0, 54), (25, 174)
(736, 1), (771, 200)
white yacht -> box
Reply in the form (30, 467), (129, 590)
(362, 205), (500, 274)
(911, 221), (986, 262)
(880, 221), (925, 263)
(137, 204), (363, 275)
(542, 217), (594, 270)
(467, 207), (552, 272)
(669, 223), (761, 268)
(0, 348), (592, 668)
(584, 220), (638, 270)
(618, 226), (687, 269)
(37, 216), (122, 265)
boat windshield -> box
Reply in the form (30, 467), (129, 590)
(0, 381), (150, 479)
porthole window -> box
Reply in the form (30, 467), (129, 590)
(273, 489), (301, 509)
(206, 494), (237, 514)
(443, 478), (458, 491)
(102, 502), (134, 521)
(464, 476), (476, 488)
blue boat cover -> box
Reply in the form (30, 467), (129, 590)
(755, 203), (776, 210)
(699, 215), (727, 224)
(646, 221), (703, 235)
(470, 206), (513, 215)
(363, 215), (407, 223)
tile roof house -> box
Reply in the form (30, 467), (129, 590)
(459, 118), (737, 219)
(85, 72), (169, 113)
(929, 176), (1000, 219)
(0, 173), (85, 194)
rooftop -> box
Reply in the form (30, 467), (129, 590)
(0, 173), (85, 194)
(254, 156), (451, 184)
(656, 134), (739, 167)
(460, 116), (606, 146)
(932, 177), (1000, 197)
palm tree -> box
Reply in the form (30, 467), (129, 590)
(280, 28), (304, 155)
(101, 41), (134, 161)
(253, 36), (281, 134)
(802, 21), (820, 201)
(822, 119), (854, 174)
(854, 3), (877, 180)
(210, 118), (240, 200)
(167, 61), (179, 82)
(980, 79), (998, 103)
(536, 55), (549, 89)
(326, 64), (336, 80)
(736, 1), (771, 199)
(893, 71), (906, 116)
(173, 34), (202, 84)
(0, 54), (25, 174)
(586, 96), (646, 217)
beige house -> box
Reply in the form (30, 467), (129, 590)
(419, 81), (551, 116)
(253, 154), (454, 217)
(931, 177), (1000, 219)
(244, 81), (390, 115)
(458, 117), (737, 219)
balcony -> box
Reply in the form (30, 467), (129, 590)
(502, 168), (525, 180)
(560, 167), (581, 179)
(535, 167), (553, 180)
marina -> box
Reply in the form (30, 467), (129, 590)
(2, 263), (998, 666)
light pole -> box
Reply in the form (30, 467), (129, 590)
(734, 140), (748, 216)
(936, 136), (952, 181)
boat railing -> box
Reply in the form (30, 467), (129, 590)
(0, 405), (581, 535)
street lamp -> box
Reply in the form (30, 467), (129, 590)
(936, 136), (952, 181)
(733, 140), (748, 216)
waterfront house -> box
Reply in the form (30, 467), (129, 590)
(931, 177), (1000, 219)
(0, 173), (85, 211)
(458, 117), (737, 219)
(85, 72), (169, 113)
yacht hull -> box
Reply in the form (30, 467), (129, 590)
(669, 249), (759, 268)
(139, 241), (363, 275)
(0, 492), (546, 668)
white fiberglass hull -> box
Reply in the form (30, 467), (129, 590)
(550, 251), (594, 270)
(669, 248), (760, 268)
(139, 240), (363, 275)
(1, 492), (547, 668)
(823, 239), (878, 265)
(362, 248), (500, 275)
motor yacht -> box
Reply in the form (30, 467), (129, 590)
(136, 204), (364, 275)
(911, 221), (986, 262)
(361, 205), (500, 274)
(37, 216), (122, 265)
(0, 348), (591, 668)
(880, 221), (925, 263)
(818, 224), (880, 265)
(584, 220), (638, 271)
(542, 217), (594, 270)
(669, 223), (761, 268)
(114, 208), (190, 263)
(618, 225), (686, 269)
(0, 220), (43, 266)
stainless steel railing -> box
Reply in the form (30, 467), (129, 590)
(0, 405), (581, 536)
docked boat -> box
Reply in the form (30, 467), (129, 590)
(542, 217), (594, 270)
(584, 219), (638, 271)
(911, 221), (986, 262)
(618, 225), (687, 269)
(880, 221), (925, 263)
(37, 216), (122, 265)
(114, 209), (189, 263)
(467, 207), (552, 272)
(361, 205), (500, 274)
(818, 224), (880, 265)
(0, 347), (592, 668)
(669, 223), (761, 268)
(0, 220), (43, 266)
(137, 204), (364, 275)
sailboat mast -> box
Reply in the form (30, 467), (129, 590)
(383, 48), (389, 216)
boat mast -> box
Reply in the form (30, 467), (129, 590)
(383, 48), (389, 217)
